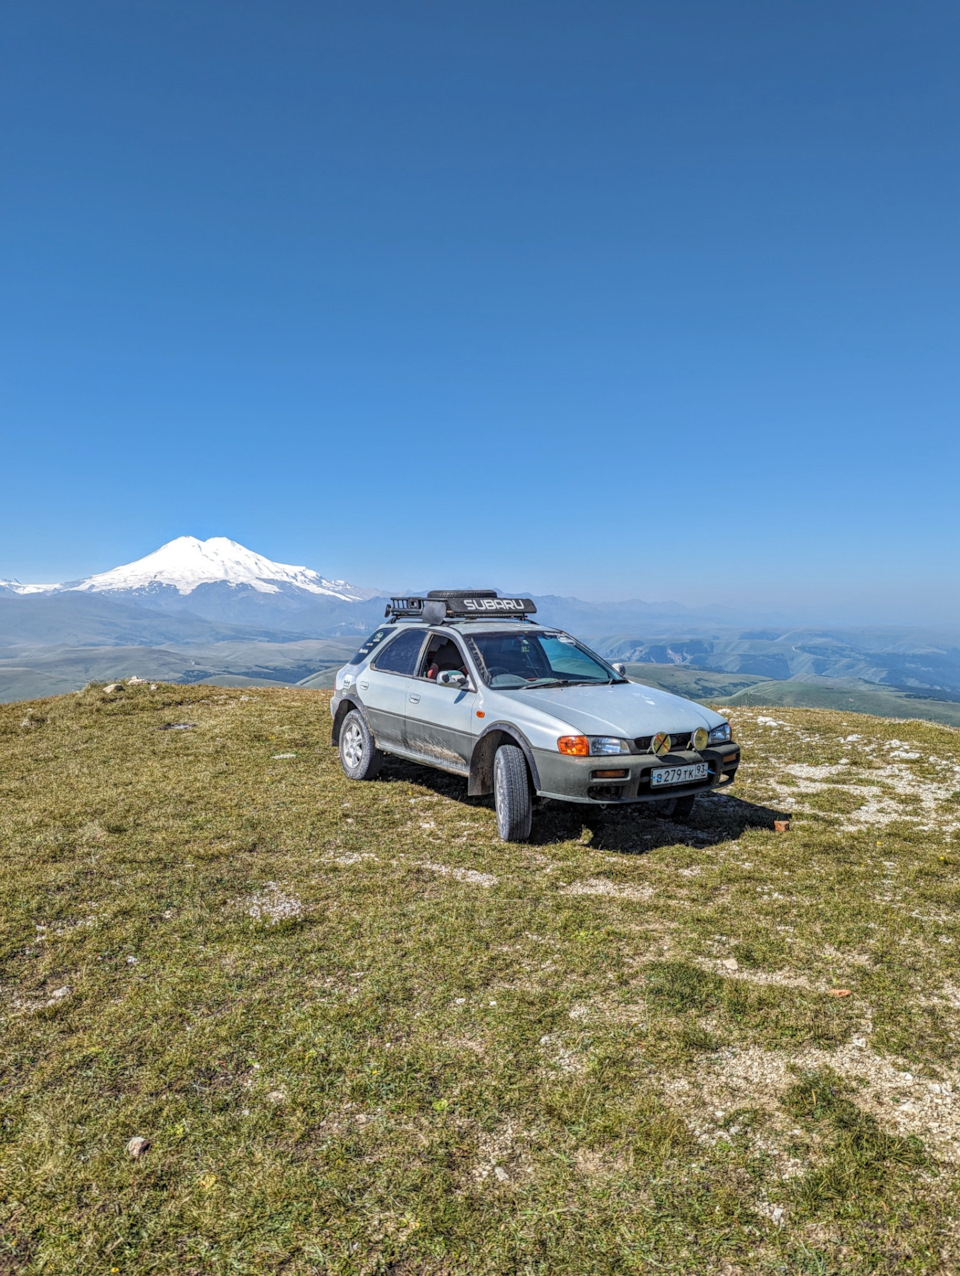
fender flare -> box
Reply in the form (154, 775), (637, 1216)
(468, 722), (541, 796)
(330, 694), (367, 747)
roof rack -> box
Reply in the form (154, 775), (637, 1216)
(385, 592), (538, 623)
(386, 596), (426, 620)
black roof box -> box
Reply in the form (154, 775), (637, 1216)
(385, 592), (537, 622)
(427, 589), (497, 599)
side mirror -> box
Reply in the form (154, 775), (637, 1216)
(438, 670), (467, 688)
(612, 662), (626, 677)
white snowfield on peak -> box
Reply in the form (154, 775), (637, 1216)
(4, 536), (362, 600)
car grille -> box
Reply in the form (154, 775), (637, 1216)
(635, 731), (693, 752)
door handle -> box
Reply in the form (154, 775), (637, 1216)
(358, 681), (368, 690)
(408, 693), (420, 703)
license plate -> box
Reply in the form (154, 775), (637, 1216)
(651, 762), (709, 788)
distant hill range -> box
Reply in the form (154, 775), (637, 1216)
(3, 536), (960, 725)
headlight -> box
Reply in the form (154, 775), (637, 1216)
(557, 736), (631, 756)
(708, 722), (731, 744)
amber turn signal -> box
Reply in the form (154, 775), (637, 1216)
(557, 735), (590, 756)
(592, 769), (628, 779)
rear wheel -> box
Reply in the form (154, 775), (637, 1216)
(338, 709), (382, 781)
(654, 793), (697, 821)
(493, 744), (533, 842)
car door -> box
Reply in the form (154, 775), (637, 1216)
(404, 633), (480, 771)
(360, 628), (428, 751)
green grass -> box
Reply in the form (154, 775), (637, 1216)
(0, 640), (355, 703)
(622, 663), (772, 701)
(625, 663), (960, 729)
(3, 685), (960, 1273)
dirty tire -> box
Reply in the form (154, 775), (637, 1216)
(494, 744), (532, 841)
(338, 709), (382, 781)
(656, 793), (697, 821)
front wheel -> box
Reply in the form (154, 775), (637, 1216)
(338, 709), (382, 780)
(494, 745), (533, 842)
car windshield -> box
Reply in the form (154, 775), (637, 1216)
(468, 632), (617, 689)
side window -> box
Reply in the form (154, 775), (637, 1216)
(348, 627), (392, 666)
(419, 636), (468, 680)
(371, 629), (426, 676)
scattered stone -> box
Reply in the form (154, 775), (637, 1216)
(126, 1136), (151, 1160)
(20, 718), (33, 729)
(418, 861), (499, 887)
(126, 676), (147, 685)
(266, 1089), (286, 1104)
(150, 683), (158, 690)
(103, 684), (121, 694)
(161, 722), (196, 731)
(493, 1165), (509, 1182)
(126, 955), (138, 965)
(271, 753), (296, 759)
(722, 958), (739, 972)
(241, 883), (305, 924)
(50, 985), (72, 1000)
(828, 988), (852, 997)
(561, 877), (653, 903)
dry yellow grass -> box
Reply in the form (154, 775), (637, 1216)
(2, 682), (960, 1273)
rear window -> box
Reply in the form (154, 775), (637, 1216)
(371, 628), (426, 676)
(348, 627), (392, 666)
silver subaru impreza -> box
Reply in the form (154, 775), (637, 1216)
(330, 591), (739, 841)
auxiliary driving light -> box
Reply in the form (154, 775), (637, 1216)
(692, 727), (708, 750)
(651, 732), (672, 757)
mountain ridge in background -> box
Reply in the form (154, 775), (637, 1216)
(4, 536), (960, 722)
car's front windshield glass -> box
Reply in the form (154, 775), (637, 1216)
(468, 632), (617, 689)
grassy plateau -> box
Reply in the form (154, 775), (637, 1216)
(3, 684), (960, 1274)
(623, 665), (960, 731)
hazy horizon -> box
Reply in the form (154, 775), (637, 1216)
(4, 533), (960, 632)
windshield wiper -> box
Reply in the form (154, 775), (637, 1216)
(525, 678), (610, 689)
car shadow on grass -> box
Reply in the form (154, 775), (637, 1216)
(558, 791), (794, 855)
(376, 757), (789, 854)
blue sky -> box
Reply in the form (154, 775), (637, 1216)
(2, 1), (958, 623)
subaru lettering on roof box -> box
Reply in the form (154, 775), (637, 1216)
(464, 597), (527, 611)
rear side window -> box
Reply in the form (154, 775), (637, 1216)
(349, 627), (392, 666)
(371, 628), (425, 675)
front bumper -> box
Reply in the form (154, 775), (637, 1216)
(531, 744), (741, 804)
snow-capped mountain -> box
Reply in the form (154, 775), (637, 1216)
(0, 579), (59, 595)
(0, 537), (383, 634)
(65, 536), (361, 600)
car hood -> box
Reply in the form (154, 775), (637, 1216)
(500, 680), (726, 739)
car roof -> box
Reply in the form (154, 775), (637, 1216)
(385, 620), (555, 637)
